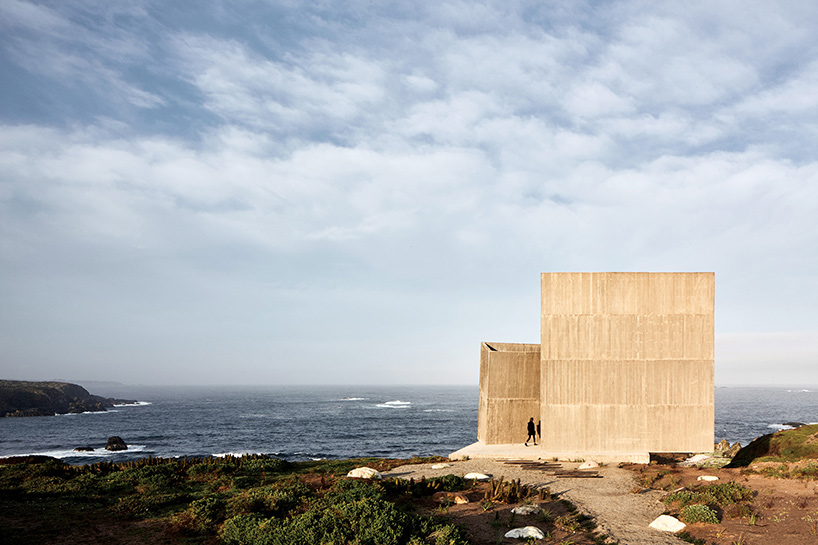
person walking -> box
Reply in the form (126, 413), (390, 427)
(525, 417), (537, 446)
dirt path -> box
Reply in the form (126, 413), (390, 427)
(383, 459), (680, 545)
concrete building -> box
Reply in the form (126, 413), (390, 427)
(458, 272), (714, 463)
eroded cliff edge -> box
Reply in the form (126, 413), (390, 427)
(0, 380), (135, 417)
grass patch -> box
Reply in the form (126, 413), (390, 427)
(0, 454), (466, 545)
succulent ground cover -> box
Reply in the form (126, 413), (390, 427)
(628, 458), (818, 544)
(0, 454), (607, 545)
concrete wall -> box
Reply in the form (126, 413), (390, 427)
(477, 342), (541, 444)
(540, 272), (714, 454)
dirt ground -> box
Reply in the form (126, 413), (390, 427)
(383, 458), (818, 545)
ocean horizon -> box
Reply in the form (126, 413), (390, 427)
(1, 385), (816, 465)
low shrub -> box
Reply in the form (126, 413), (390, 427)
(679, 503), (720, 524)
(664, 481), (754, 507)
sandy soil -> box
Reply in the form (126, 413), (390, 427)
(383, 459), (680, 545)
(384, 458), (818, 545)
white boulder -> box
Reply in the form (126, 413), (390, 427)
(698, 475), (719, 481)
(505, 526), (545, 540)
(511, 505), (542, 515)
(463, 472), (491, 481)
(578, 461), (599, 469)
(347, 467), (382, 480)
(649, 515), (686, 533)
(431, 463), (452, 469)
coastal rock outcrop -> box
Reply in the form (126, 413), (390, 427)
(0, 380), (136, 417)
(105, 436), (128, 451)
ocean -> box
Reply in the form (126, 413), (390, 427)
(0, 385), (816, 465)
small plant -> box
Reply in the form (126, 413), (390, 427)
(748, 512), (758, 525)
(479, 499), (495, 511)
(679, 504), (719, 524)
(538, 508), (554, 523)
(792, 461), (818, 480)
(772, 511), (788, 522)
(732, 535), (746, 545)
(554, 515), (580, 533)
(803, 513), (818, 535)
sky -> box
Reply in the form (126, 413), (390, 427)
(1, 1), (816, 387)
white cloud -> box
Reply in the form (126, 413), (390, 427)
(2, 0), (818, 384)
(172, 34), (386, 134)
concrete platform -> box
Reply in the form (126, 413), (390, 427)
(449, 441), (651, 464)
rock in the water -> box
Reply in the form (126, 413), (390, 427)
(105, 436), (128, 451)
(463, 472), (491, 481)
(432, 491), (469, 504)
(346, 467), (382, 479)
(511, 505), (542, 515)
(784, 422), (805, 428)
(578, 461), (599, 469)
(74, 446), (95, 452)
(649, 515), (686, 533)
(431, 463), (452, 469)
(698, 475), (719, 481)
(505, 526), (545, 539)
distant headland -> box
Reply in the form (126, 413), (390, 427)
(0, 380), (136, 417)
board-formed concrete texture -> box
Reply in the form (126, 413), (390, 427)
(477, 343), (541, 444)
(473, 273), (714, 461)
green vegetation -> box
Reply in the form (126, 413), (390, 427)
(482, 476), (549, 503)
(728, 424), (818, 467)
(0, 379), (131, 417)
(663, 481), (755, 509)
(679, 504), (720, 524)
(0, 454), (470, 545)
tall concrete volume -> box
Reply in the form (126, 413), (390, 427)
(461, 272), (714, 463)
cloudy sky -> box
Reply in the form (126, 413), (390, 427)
(1, 1), (816, 387)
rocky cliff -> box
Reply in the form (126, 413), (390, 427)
(0, 380), (134, 417)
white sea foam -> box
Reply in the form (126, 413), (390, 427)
(213, 451), (262, 458)
(0, 445), (148, 460)
(341, 397), (367, 401)
(114, 401), (152, 407)
(787, 389), (812, 393)
(423, 409), (453, 412)
(376, 400), (411, 408)
(768, 424), (796, 430)
(58, 410), (117, 416)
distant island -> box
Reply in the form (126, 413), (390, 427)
(0, 380), (136, 417)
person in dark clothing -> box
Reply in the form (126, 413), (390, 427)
(525, 417), (537, 446)
(537, 420), (541, 443)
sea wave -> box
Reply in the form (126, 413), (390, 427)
(58, 410), (117, 416)
(213, 451), (264, 458)
(341, 397), (367, 401)
(114, 401), (152, 407)
(376, 400), (411, 408)
(0, 445), (149, 460)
